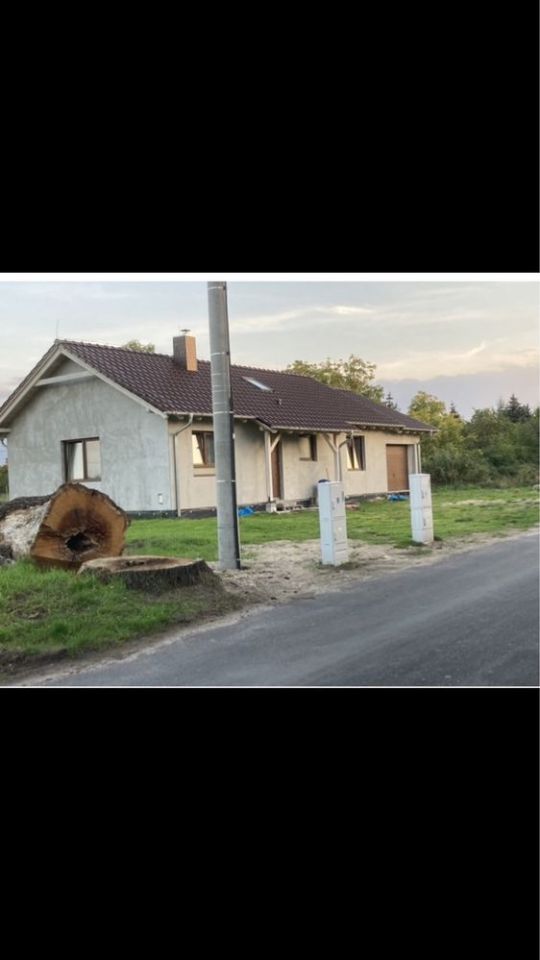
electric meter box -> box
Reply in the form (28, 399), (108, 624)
(317, 480), (349, 565)
(409, 473), (434, 544)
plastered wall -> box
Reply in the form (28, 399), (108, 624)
(7, 360), (172, 512)
(170, 418), (421, 511)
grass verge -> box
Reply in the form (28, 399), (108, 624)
(0, 560), (242, 679)
(0, 485), (537, 678)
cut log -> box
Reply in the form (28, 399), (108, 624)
(0, 483), (129, 568)
(0, 498), (51, 560)
(78, 555), (214, 591)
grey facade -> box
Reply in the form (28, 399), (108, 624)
(6, 358), (173, 512)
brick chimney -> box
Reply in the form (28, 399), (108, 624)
(173, 330), (197, 372)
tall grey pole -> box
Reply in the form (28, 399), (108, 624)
(208, 281), (241, 570)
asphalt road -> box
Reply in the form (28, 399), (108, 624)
(27, 530), (539, 687)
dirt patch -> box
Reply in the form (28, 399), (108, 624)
(215, 530), (537, 606)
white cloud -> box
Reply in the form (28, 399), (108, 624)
(86, 289), (137, 301)
(378, 342), (538, 380)
(318, 305), (377, 317)
(230, 308), (310, 332)
(230, 304), (379, 333)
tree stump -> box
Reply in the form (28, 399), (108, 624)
(78, 555), (214, 591)
(0, 483), (129, 569)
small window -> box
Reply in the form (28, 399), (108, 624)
(346, 436), (366, 471)
(299, 434), (318, 461)
(192, 431), (215, 467)
(64, 438), (101, 481)
(242, 376), (273, 392)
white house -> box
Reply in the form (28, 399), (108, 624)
(0, 334), (433, 515)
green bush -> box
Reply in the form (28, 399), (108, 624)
(423, 446), (492, 485)
(511, 464), (539, 486)
(409, 392), (539, 487)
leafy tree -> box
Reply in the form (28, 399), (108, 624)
(0, 464), (8, 495)
(286, 355), (384, 402)
(408, 392), (463, 444)
(464, 402), (537, 476)
(408, 391), (477, 483)
(408, 391), (446, 424)
(121, 340), (156, 353)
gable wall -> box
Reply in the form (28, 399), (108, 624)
(7, 359), (173, 511)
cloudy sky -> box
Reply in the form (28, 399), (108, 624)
(0, 279), (538, 420)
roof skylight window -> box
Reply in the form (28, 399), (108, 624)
(242, 376), (273, 392)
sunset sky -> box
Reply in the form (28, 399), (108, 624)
(1, 279), (538, 421)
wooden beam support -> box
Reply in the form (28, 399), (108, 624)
(263, 431), (282, 501)
(264, 431), (273, 500)
(321, 432), (341, 480)
(37, 372), (95, 386)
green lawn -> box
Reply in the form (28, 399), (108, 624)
(0, 560), (241, 676)
(0, 485), (537, 677)
(125, 486), (540, 560)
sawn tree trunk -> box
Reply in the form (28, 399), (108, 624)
(0, 483), (129, 568)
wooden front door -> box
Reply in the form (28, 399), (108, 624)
(271, 443), (282, 499)
(386, 445), (409, 491)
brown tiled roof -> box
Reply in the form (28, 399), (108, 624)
(0, 340), (434, 434)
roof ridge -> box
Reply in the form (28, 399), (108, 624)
(61, 340), (330, 379)
(59, 338), (174, 360)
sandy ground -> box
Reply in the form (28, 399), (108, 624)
(214, 530), (538, 606)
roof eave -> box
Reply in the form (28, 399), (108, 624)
(165, 411), (260, 421)
(255, 421), (427, 435)
(345, 419), (435, 433)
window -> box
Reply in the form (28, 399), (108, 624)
(192, 431), (215, 467)
(299, 434), (317, 461)
(346, 436), (366, 471)
(64, 438), (101, 481)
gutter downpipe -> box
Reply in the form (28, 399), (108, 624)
(171, 414), (194, 516)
